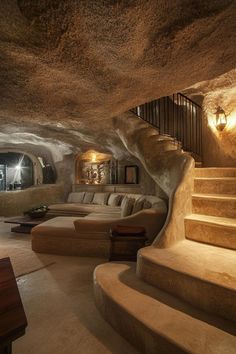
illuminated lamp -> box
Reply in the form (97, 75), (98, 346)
(215, 106), (227, 131)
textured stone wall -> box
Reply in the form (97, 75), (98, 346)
(184, 70), (236, 167)
(0, 184), (64, 216)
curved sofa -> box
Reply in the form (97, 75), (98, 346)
(31, 191), (167, 258)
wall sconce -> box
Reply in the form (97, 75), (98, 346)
(215, 106), (227, 131)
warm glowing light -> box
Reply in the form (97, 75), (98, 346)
(91, 153), (96, 162)
(226, 110), (236, 130)
(215, 106), (227, 131)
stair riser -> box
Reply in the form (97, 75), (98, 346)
(137, 257), (236, 323)
(194, 180), (236, 195)
(185, 219), (236, 250)
(94, 282), (186, 354)
(195, 169), (236, 178)
(192, 199), (236, 218)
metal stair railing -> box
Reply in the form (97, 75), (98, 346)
(130, 93), (202, 157)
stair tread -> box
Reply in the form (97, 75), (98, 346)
(139, 240), (236, 290)
(194, 168), (236, 178)
(185, 214), (236, 228)
(195, 168), (236, 171)
(192, 193), (236, 201)
(195, 177), (236, 181)
(95, 262), (236, 354)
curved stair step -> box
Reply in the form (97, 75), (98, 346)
(185, 214), (236, 250)
(195, 168), (236, 178)
(94, 262), (236, 354)
(192, 193), (236, 218)
(194, 177), (236, 195)
(137, 240), (236, 322)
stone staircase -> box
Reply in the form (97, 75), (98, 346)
(188, 168), (236, 249)
(94, 168), (236, 353)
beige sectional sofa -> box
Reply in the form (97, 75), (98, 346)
(31, 191), (167, 258)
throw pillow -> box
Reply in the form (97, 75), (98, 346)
(132, 197), (145, 214)
(92, 192), (110, 205)
(67, 192), (85, 203)
(82, 192), (94, 204)
(108, 194), (122, 206)
(120, 195), (128, 209)
(121, 197), (135, 217)
(143, 200), (152, 209)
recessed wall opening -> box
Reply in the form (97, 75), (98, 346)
(75, 150), (117, 185)
(0, 151), (57, 191)
(0, 152), (34, 191)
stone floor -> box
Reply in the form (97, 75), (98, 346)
(0, 220), (139, 354)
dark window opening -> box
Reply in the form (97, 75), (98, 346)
(0, 153), (34, 191)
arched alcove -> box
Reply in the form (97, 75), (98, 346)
(75, 150), (117, 185)
(0, 149), (45, 191)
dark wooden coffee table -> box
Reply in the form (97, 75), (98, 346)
(4, 215), (54, 234)
(0, 257), (27, 353)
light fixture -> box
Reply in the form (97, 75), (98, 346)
(215, 106), (227, 131)
(15, 164), (22, 170)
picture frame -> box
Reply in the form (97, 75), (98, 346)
(124, 165), (139, 184)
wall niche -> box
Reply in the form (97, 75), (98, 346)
(75, 150), (118, 185)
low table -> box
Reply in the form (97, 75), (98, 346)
(0, 257), (27, 353)
(4, 215), (54, 234)
(109, 225), (147, 262)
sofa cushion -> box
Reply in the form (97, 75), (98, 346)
(49, 203), (120, 214)
(121, 197), (135, 217)
(83, 192), (94, 204)
(120, 195), (128, 209)
(108, 193), (123, 207)
(32, 216), (79, 238)
(92, 192), (110, 205)
(67, 192), (85, 203)
(132, 197), (145, 214)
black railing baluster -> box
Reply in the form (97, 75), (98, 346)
(130, 93), (202, 158)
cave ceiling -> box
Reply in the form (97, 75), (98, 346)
(0, 0), (235, 159)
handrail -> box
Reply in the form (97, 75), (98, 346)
(130, 93), (202, 158)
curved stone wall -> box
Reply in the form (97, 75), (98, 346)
(114, 112), (194, 247)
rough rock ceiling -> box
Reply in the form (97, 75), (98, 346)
(0, 0), (236, 159)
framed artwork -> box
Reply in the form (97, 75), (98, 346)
(125, 165), (139, 184)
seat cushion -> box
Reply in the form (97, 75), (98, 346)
(85, 212), (121, 220)
(32, 216), (79, 238)
(49, 203), (121, 215)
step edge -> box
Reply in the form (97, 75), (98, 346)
(194, 177), (236, 181)
(185, 235), (236, 251)
(94, 265), (236, 353)
(192, 193), (236, 201)
(139, 250), (236, 292)
(184, 215), (236, 228)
